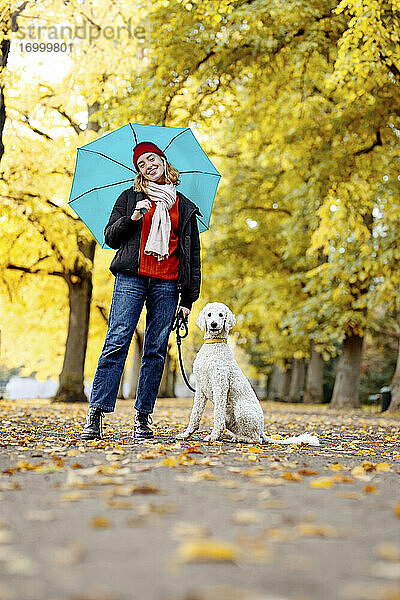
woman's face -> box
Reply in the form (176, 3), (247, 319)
(137, 152), (165, 183)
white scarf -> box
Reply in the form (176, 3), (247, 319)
(143, 177), (177, 261)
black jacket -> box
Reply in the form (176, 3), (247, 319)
(104, 187), (202, 311)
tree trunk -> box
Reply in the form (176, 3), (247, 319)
(388, 338), (400, 412)
(0, 7), (12, 164)
(288, 358), (305, 403)
(267, 365), (282, 401)
(330, 334), (363, 408)
(159, 344), (176, 398)
(279, 361), (292, 402)
(304, 342), (324, 404)
(53, 101), (100, 402)
(268, 363), (292, 402)
(129, 330), (143, 399)
(53, 246), (95, 402)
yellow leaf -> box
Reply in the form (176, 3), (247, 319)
(59, 492), (87, 502)
(309, 478), (334, 489)
(248, 446), (263, 453)
(297, 523), (340, 537)
(265, 527), (293, 542)
(173, 522), (210, 540)
(282, 472), (302, 482)
(364, 485), (378, 494)
(231, 510), (262, 525)
(395, 504), (400, 518)
(178, 454), (196, 466)
(335, 491), (361, 500)
(178, 539), (238, 563)
(90, 516), (111, 528)
(241, 467), (264, 477)
(330, 473), (353, 483)
(361, 461), (375, 471)
(351, 466), (367, 478)
(106, 499), (133, 509)
(328, 463), (345, 471)
(376, 542), (400, 562)
(375, 463), (392, 472)
(160, 457), (178, 467)
(298, 469), (319, 476)
(247, 455), (259, 462)
(66, 449), (80, 457)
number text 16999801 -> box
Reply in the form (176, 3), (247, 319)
(19, 42), (73, 53)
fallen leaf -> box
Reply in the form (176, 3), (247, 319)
(106, 498), (133, 509)
(335, 491), (361, 500)
(364, 485), (378, 493)
(327, 463), (346, 471)
(298, 468), (319, 476)
(282, 472), (302, 482)
(160, 457), (178, 467)
(375, 542), (400, 562)
(178, 539), (238, 563)
(330, 473), (353, 483)
(172, 522), (211, 539)
(231, 510), (263, 525)
(59, 491), (88, 502)
(309, 477), (334, 489)
(90, 516), (112, 528)
(297, 523), (341, 538)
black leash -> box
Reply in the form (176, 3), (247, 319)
(172, 310), (196, 393)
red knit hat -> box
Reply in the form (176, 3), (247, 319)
(132, 141), (167, 171)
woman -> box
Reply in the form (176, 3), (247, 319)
(80, 141), (202, 440)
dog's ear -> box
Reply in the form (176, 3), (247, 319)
(225, 307), (236, 331)
(195, 305), (207, 332)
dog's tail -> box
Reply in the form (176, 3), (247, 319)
(261, 432), (320, 446)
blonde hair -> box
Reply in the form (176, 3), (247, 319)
(133, 155), (181, 192)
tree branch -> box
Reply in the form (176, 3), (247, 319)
(46, 199), (80, 221)
(96, 303), (109, 324)
(50, 105), (82, 135)
(7, 263), (65, 278)
(4, 196), (67, 270)
(239, 205), (292, 216)
(379, 52), (400, 82)
(355, 130), (382, 156)
(16, 111), (54, 140)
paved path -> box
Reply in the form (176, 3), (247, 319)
(0, 398), (399, 600)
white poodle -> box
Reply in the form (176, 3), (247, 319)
(176, 302), (319, 446)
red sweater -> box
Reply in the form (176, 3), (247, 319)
(138, 193), (180, 279)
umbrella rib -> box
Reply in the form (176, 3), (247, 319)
(129, 123), (138, 146)
(68, 179), (135, 203)
(80, 148), (137, 173)
(162, 128), (191, 153)
(180, 170), (220, 176)
(197, 216), (209, 230)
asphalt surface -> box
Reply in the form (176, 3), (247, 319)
(0, 398), (399, 600)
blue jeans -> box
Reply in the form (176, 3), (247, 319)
(89, 273), (179, 414)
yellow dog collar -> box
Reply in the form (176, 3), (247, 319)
(204, 338), (227, 344)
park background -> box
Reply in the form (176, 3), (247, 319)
(0, 0), (399, 412)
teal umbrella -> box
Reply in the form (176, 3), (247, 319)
(68, 123), (221, 248)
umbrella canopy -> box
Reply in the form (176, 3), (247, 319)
(68, 123), (221, 249)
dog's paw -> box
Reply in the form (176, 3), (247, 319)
(176, 431), (190, 440)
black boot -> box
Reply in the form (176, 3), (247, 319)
(80, 406), (105, 440)
(134, 411), (154, 439)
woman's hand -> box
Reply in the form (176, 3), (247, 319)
(131, 199), (152, 221)
(176, 306), (191, 320)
